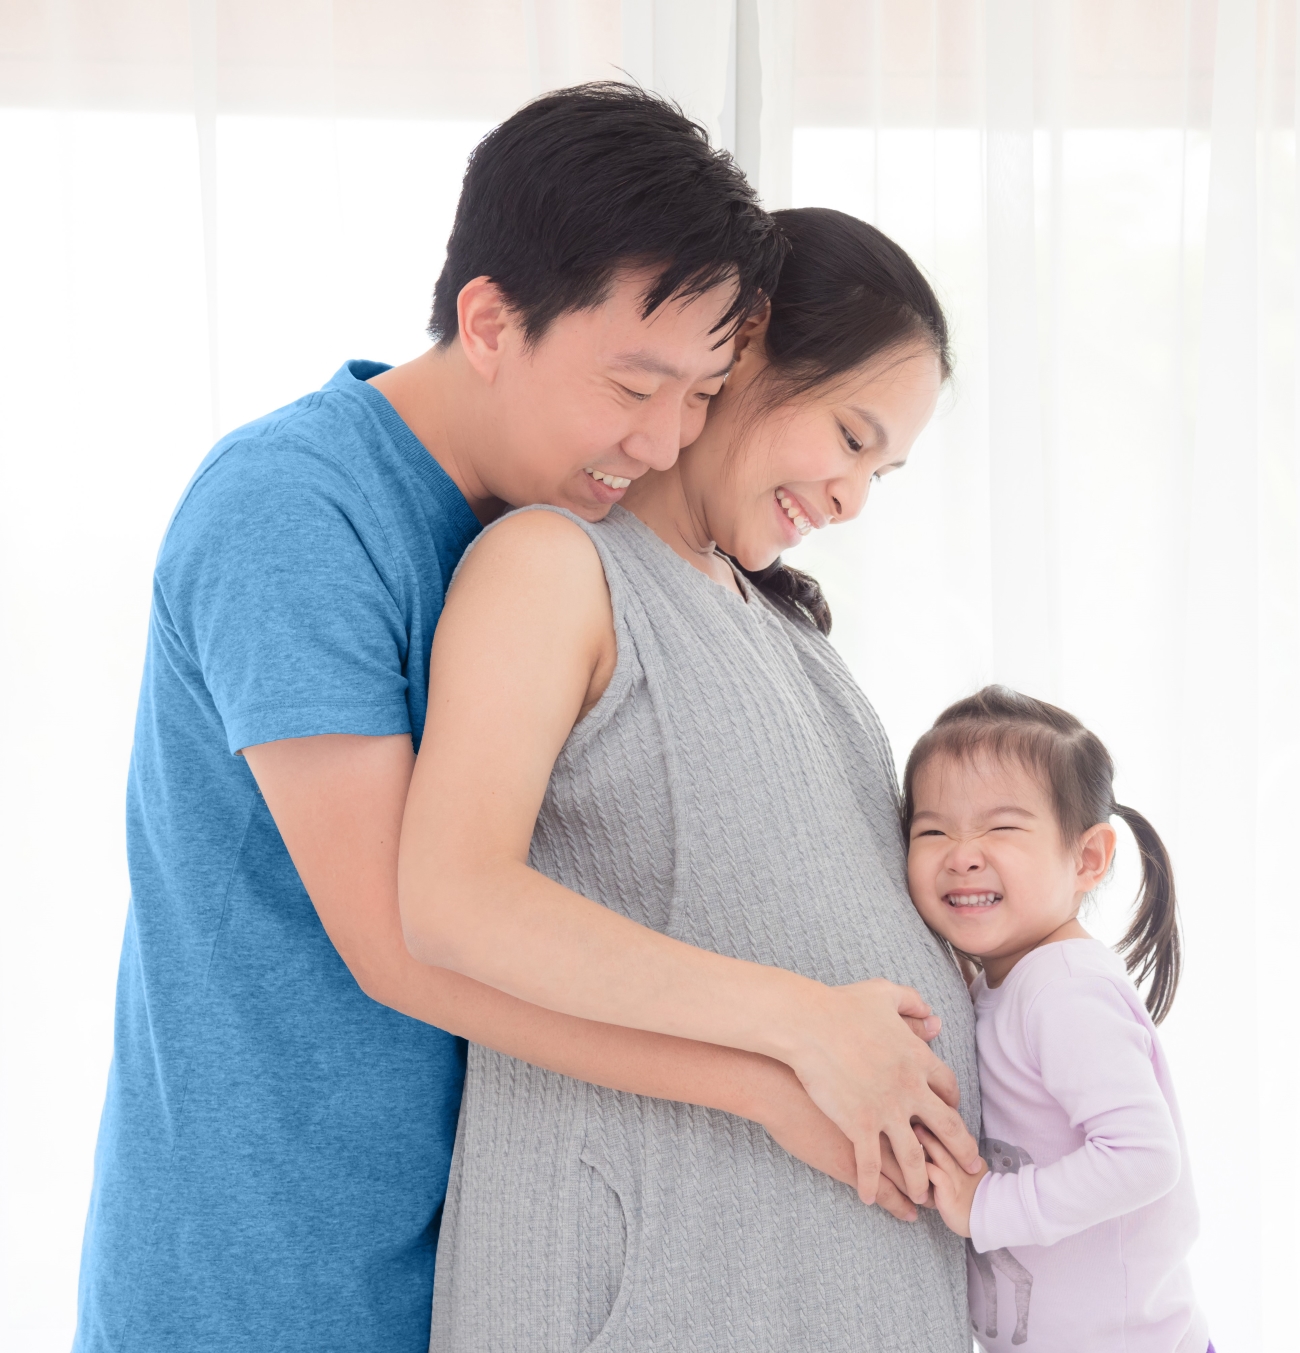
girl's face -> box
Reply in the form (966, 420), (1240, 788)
(906, 753), (1115, 984)
(685, 326), (943, 571)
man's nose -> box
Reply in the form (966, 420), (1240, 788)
(622, 399), (685, 473)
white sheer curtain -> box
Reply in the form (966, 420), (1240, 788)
(1, 3), (1295, 1349)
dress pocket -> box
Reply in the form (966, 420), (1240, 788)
(574, 1143), (638, 1352)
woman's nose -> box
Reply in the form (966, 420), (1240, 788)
(828, 468), (872, 523)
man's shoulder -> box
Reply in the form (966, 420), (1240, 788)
(198, 387), (368, 494)
(164, 386), (386, 549)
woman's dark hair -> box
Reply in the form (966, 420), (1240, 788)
(734, 207), (952, 634)
(901, 686), (1182, 1024)
(429, 82), (784, 347)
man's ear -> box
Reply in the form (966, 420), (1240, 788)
(456, 276), (515, 383)
(1076, 822), (1117, 892)
(731, 300), (772, 362)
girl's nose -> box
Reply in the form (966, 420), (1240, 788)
(946, 840), (985, 873)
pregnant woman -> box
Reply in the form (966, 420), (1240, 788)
(400, 209), (979, 1350)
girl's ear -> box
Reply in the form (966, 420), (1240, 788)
(1076, 822), (1117, 893)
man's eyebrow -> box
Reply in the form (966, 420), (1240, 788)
(611, 351), (734, 382)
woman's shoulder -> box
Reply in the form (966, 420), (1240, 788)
(451, 504), (609, 592)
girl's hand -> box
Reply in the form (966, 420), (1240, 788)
(916, 1124), (988, 1237)
(775, 978), (982, 1207)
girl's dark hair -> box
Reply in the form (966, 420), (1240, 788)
(429, 82), (784, 347)
(901, 686), (1182, 1024)
(734, 207), (952, 634)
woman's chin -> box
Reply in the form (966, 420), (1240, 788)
(732, 545), (782, 573)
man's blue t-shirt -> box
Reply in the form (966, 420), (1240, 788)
(74, 361), (481, 1353)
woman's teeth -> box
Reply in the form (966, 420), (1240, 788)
(776, 489), (812, 536)
(586, 468), (631, 489)
(945, 892), (1001, 907)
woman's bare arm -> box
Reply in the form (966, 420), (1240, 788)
(398, 510), (980, 1205)
(243, 729), (914, 1210)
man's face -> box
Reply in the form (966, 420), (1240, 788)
(482, 269), (739, 519)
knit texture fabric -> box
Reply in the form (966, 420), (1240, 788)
(429, 505), (979, 1352)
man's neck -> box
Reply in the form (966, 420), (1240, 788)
(367, 346), (507, 524)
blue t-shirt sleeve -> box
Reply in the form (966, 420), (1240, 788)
(156, 438), (414, 754)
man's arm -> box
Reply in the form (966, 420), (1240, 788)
(242, 731), (921, 1221)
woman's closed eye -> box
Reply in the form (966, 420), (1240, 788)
(618, 383), (652, 402)
(839, 423), (863, 453)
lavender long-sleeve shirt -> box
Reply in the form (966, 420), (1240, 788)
(967, 939), (1207, 1353)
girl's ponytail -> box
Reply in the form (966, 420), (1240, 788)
(1111, 803), (1182, 1025)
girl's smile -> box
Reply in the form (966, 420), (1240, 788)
(907, 754), (1115, 987)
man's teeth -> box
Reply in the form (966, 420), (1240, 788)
(776, 490), (812, 536)
(946, 892), (1000, 907)
(585, 468), (631, 489)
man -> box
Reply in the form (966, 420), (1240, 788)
(73, 84), (864, 1353)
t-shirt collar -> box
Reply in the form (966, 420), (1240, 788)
(328, 360), (481, 547)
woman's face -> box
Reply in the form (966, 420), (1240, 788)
(688, 330), (943, 571)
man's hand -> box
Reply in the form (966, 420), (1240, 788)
(241, 732), (927, 1203)
(753, 1060), (923, 1222)
(778, 978), (983, 1208)
(917, 1125), (988, 1237)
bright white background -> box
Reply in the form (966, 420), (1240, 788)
(1, 2), (1297, 1350)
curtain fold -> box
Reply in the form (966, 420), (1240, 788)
(1, 4), (1295, 1350)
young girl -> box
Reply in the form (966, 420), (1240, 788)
(905, 686), (1208, 1353)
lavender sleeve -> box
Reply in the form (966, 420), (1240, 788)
(969, 974), (1183, 1252)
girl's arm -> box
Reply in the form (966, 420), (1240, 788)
(397, 509), (980, 1207)
(922, 976), (1181, 1246)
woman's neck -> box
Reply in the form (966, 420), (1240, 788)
(621, 462), (741, 595)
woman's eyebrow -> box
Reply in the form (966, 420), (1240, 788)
(847, 405), (888, 447)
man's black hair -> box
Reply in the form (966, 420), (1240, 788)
(428, 82), (784, 347)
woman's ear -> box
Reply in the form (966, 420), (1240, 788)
(1076, 822), (1117, 892)
(731, 300), (772, 362)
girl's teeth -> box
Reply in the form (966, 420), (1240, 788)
(587, 469), (631, 489)
(947, 892), (1000, 907)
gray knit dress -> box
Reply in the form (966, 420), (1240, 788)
(429, 505), (978, 1352)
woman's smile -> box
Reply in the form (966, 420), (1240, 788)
(773, 486), (819, 542)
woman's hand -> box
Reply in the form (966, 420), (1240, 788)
(916, 1125), (988, 1237)
(772, 978), (982, 1207)
(750, 1058), (924, 1222)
